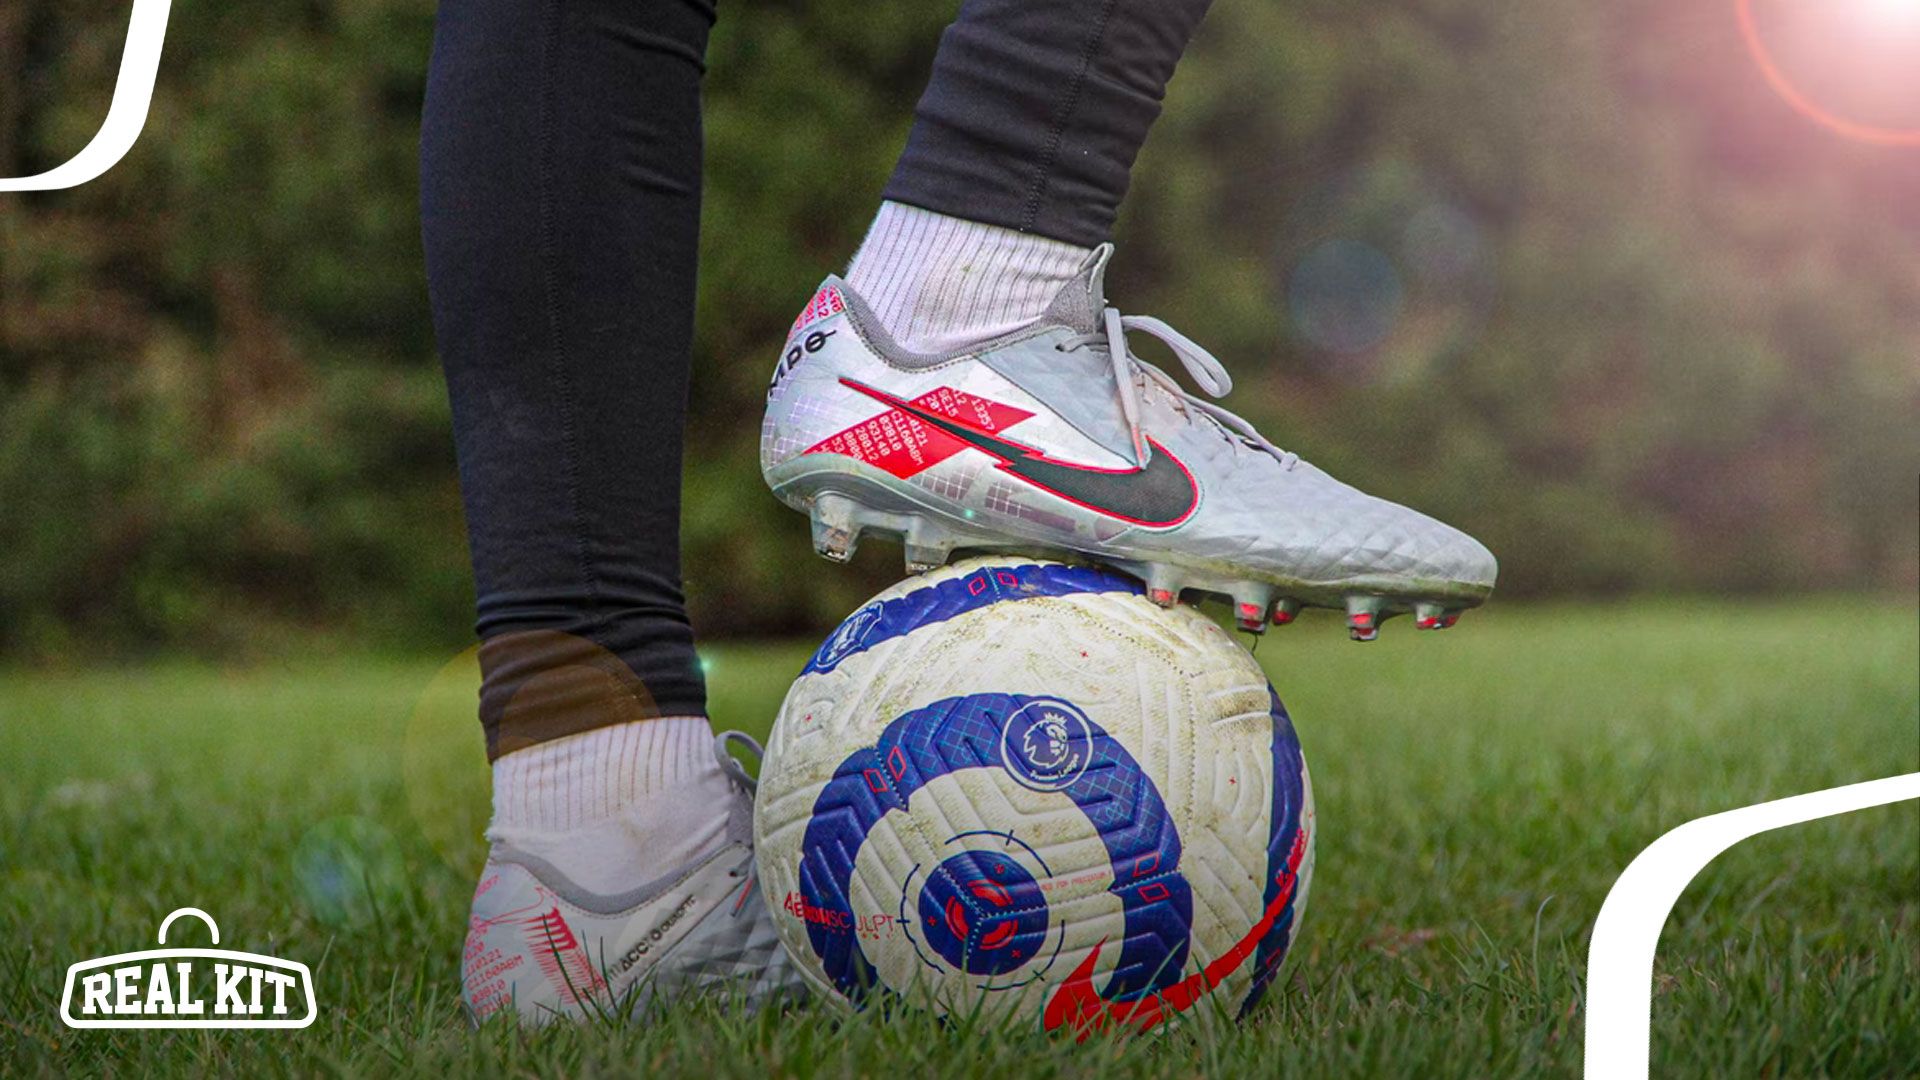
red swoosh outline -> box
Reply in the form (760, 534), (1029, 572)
(1041, 825), (1310, 1040)
(839, 378), (1199, 528)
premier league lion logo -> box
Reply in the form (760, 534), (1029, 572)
(1004, 703), (1091, 791)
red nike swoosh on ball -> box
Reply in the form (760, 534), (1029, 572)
(1042, 825), (1309, 1040)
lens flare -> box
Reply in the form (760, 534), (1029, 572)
(293, 817), (408, 930)
(1738, 0), (1920, 145)
(1860, 0), (1920, 25)
(1288, 239), (1403, 355)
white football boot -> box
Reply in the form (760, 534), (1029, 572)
(762, 246), (1497, 640)
(461, 732), (806, 1024)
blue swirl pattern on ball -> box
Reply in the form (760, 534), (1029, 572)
(1239, 687), (1310, 1017)
(796, 692), (1192, 1005)
(801, 563), (1139, 677)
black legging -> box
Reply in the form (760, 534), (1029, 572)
(420, 0), (1214, 759)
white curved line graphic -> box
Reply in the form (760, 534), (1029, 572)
(1584, 772), (1920, 1078)
(157, 906), (220, 945)
(0, 0), (173, 192)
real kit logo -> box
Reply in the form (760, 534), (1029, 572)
(59, 907), (317, 1029)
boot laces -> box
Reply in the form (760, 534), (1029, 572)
(712, 730), (763, 796)
(1061, 308), (1299, 471)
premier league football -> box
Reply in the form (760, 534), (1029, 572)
(756, 558), (1314, 1032)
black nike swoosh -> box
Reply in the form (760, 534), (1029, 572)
(841, 378), (1198, 528)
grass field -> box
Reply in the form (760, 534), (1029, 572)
(2, 600), (1916, 1077)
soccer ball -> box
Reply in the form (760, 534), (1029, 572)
(754, 557), (1314, 1036)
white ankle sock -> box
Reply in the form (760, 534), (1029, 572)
(845, 201), (1092, 354)
(486, 717), (733, 895)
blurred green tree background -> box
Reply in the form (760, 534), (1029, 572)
(2, 0), (1916, 659)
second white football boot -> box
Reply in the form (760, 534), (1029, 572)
(761, 246), (1497, 640)
(461, 733), (806, 1024)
